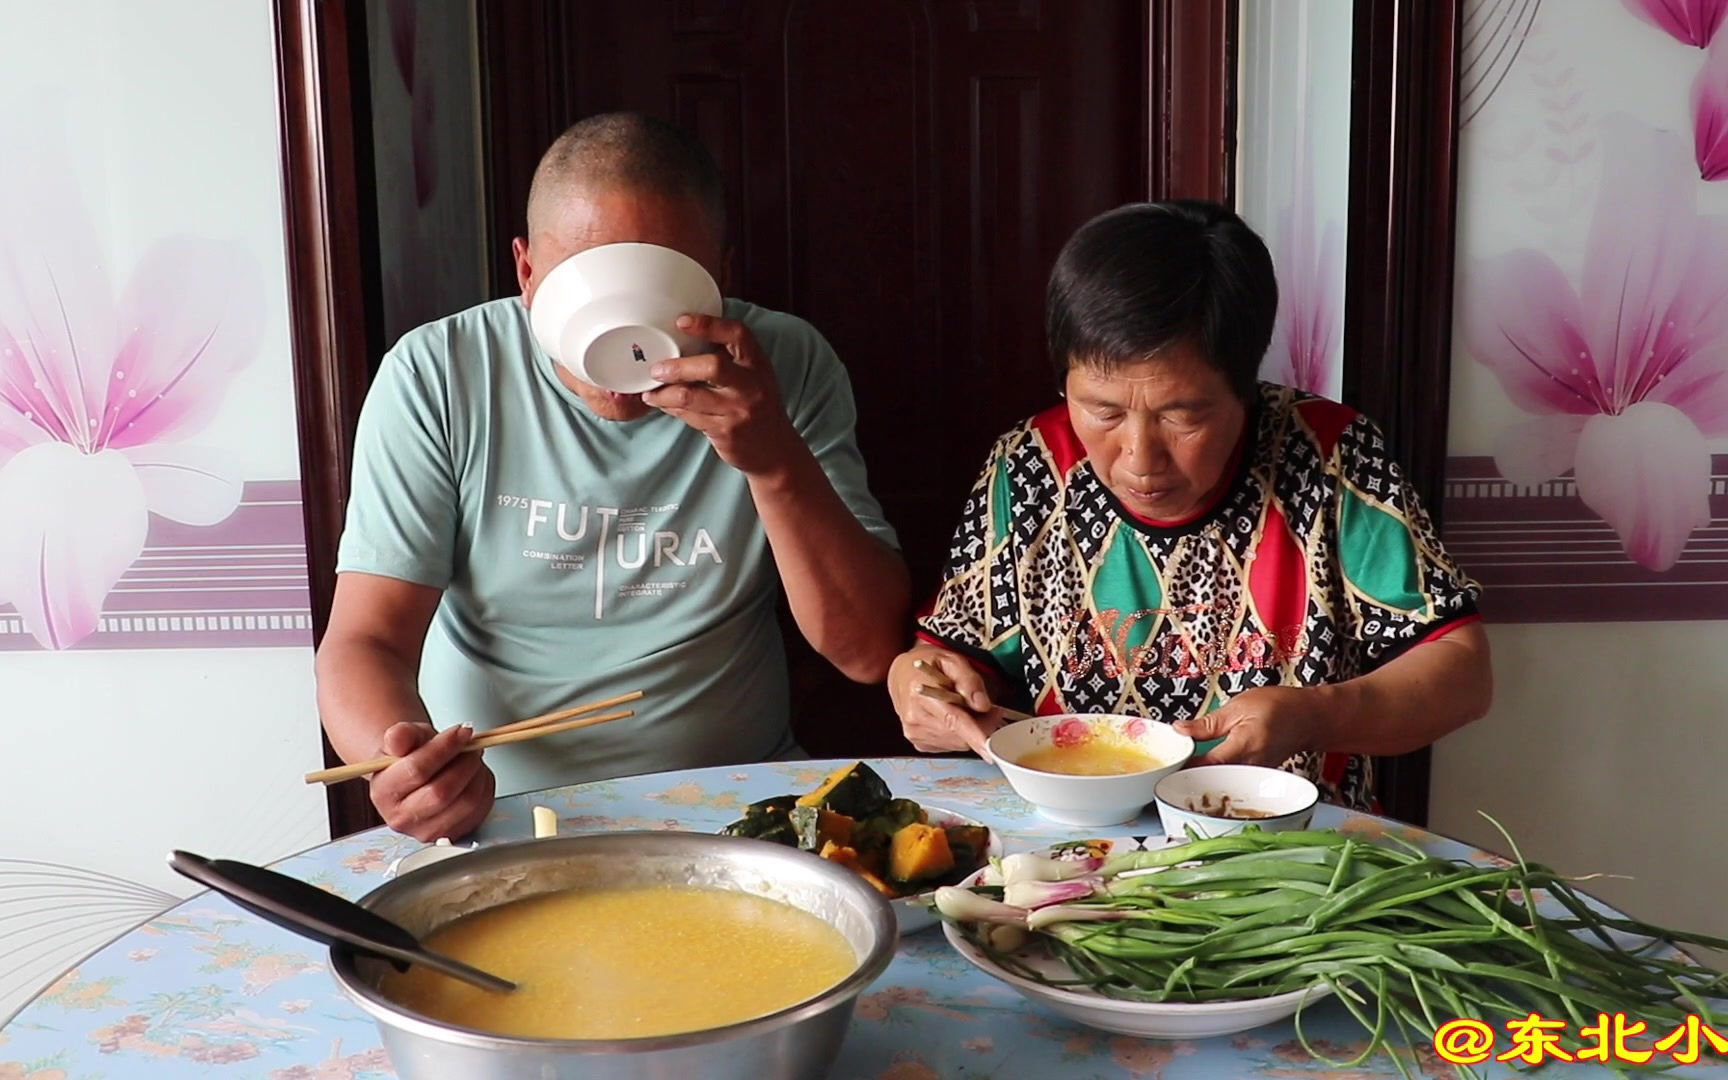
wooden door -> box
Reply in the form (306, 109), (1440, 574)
(476, 0), (1233, 758)
(285, 1), (1467, 834)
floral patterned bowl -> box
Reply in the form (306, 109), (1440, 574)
(986, 714), (1194, 827)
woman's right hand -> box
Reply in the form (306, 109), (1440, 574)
(367, 722), (496, 842)
(887, 644), (1004, 760)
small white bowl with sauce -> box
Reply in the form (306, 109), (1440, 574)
(987, 714), (1194, 827)
(1154, 764), (1319, 839)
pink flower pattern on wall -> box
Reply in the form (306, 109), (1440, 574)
(0, 117), (264, 649)
(1697, 34), (1728, 179)
(1620, 0), (1726, 47)
(1622, 0), (1728, 179)
(1259, 119), (1343, 396)
(1264, 195), (1343, 395)
(1461, 115), (1728, 572)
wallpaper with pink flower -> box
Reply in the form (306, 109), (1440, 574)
(1621, 0), (1726, 49)
(1262, 132), (1344, 396)
(1448, 0), (1728, 621)
(1238, 0), (1352, 401)
(0, 113), (299, 651)
(1461, 115), (1728, 572)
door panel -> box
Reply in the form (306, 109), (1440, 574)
(481, 0), (1178, 757)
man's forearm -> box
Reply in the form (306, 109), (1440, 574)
(315, 637), (435, 763)
(749, 446), (911, 682)
(1310, 624), (1493, 757)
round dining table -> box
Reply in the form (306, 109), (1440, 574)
(4, 757), (1723, 1079)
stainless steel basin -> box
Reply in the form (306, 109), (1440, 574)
(330, 831), (897, 1080)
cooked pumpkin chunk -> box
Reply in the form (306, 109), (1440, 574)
(796, 761), (892, 817)
(819, 810), (855, 848)
(790, 806), (856, 852)
(719, 807), (796, 846)
(888, 822), (955, 884)
(743, 793), (799, 817)
(858, 868), (898, 897)
(817, 840), (862, 870)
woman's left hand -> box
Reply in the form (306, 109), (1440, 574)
(1172, 686), (1328, 767)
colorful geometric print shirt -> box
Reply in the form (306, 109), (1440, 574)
(916, 382), (1483, 811)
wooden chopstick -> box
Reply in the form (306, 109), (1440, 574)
(467, 709), (634, 752)
(303, 705), (638, 786)
(913, 681), (1034, 724)
(913, 658), (1034, 722)
(477, 690), (644, 740)
(912, 658), (944, 679)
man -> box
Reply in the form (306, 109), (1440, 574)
(317, 113), (910, 841)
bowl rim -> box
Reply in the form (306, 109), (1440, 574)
(330, 830), (897, 1052)
(1152, 764), (1321, 824)
(542, 240), (717, 294)
(986, 714), (1196, 780)
(528, 241), (722, 358)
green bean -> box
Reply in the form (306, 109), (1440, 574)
(1327, 869), (1517, 929)
(1299, 968), (1387, 1070)
(1324, 838), (1357, 895)
(1153, 889), (1324, 916)
(1096, 834), (1328, 876)
(1301, 859), (1463, 930)
(1112, 859), (1342, 890)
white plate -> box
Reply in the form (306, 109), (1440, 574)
(940, 834), (1333, 1038)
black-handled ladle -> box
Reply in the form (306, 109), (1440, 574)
(167, 850), (516, 994)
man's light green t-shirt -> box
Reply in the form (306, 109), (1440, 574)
(336, 297), (897, 796)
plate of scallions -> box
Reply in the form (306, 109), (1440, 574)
(936, 823), (1728, 1067)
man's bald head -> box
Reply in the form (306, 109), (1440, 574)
(525, 113), (726, 243)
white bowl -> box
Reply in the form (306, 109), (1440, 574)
(940, 838), (1333, 1039)
(529, 242), (723, 394)
(1154, 764), (1319, 840)
(893, 807), (1004, 936)
(383, 839), (477, 879)
(987, 715), (1194, 827)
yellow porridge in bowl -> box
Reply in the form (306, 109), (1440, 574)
(379, 884), (856, 1040)
(1016, 741), (1166, 776)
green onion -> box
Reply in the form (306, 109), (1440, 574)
(939, 817), (1728, 1078)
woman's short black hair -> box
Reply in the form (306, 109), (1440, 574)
(1046, 200), (1278, 400)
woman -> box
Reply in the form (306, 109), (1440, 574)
(888, 200), (1491, 810)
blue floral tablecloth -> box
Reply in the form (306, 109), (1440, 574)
(3, 758), (1723, 1079)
